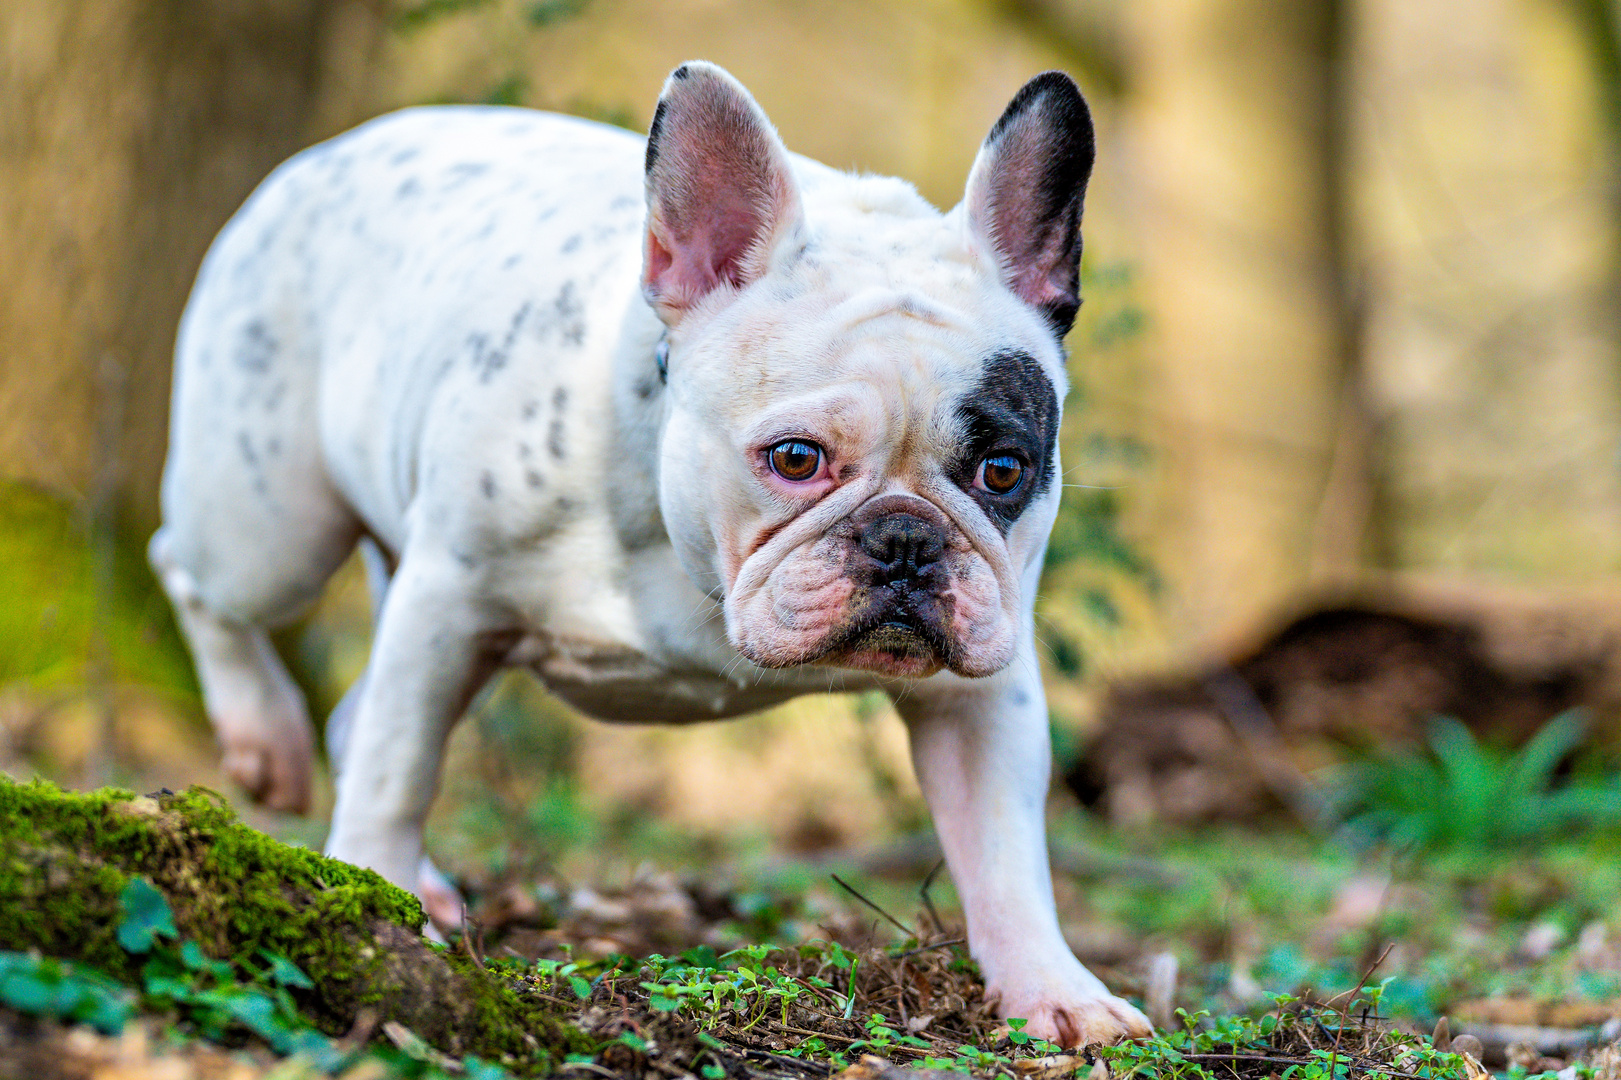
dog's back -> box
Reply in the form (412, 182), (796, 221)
(150, 107), (649, 812)
(162, 108), (647, 584)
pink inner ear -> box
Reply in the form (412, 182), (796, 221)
(657, 181), (768, 297)
(1000, 213), (1075, 313)
(964, 77), (1091, 334)
(983, 129), (1076, 313)
(642, 79), (799, 319)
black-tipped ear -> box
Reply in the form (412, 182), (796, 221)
(641, 61), (804, 325)
(963, 72), (1094, 338)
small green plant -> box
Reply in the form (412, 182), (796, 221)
(1, 874), (520, 1079)
(535, 938), (1082, 1074)
(1329, 711), (1621, 851)
(112, 877), (352, 1071)
(1099, 988), (1473, 1080)
(0, 952), (134, 1033)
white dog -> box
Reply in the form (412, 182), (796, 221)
(150, 61), (1151, 1047)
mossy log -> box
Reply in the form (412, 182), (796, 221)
(0, 779), (588, 1069)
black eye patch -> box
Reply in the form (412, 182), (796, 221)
(947, 349), (1059, 532)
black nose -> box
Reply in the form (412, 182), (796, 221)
(859, 513), (944, 583)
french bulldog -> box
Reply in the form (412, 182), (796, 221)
(150, 61), (1151, 1047)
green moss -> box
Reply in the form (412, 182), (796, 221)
(0, 779), (421, 984)
(0, 779), (589, 1072)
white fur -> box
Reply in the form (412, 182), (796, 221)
(152, 72), (1149, 1047)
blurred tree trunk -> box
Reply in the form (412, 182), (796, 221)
(1114, 0), (1362, 648)
(1352, 0), (1621, 581)
(0, 0), (387, 527)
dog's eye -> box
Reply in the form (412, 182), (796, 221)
(978, 454), (1025, 495)
(768, 440), (824, 482)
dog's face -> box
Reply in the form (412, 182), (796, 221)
(642, 64), (1093, 680)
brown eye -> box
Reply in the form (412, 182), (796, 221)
(769, 440), (824, 482)
(979, 454), (1025, 495)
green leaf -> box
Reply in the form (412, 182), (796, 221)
(569, 974), (592, 1000)
(464, 1057), (515, 1080)
(681, 945), (721, 970)
(116, 877), (178, 953)
(259, 950), (315, 990)
(0, 953), (134, 1035)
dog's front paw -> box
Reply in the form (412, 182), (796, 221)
(217, 717), (314, 815)
(991, 980), (1153, 1049)
(418, 857), (466, 934)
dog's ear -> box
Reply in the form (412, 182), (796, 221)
(642, 62), (805, 325)
(962, 72), (1094, 339)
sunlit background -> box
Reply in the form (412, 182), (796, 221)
(4, 0), (1621, 1049)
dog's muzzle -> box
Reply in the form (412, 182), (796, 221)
(824, 507), (958, 671)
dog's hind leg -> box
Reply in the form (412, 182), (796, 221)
(150, 526), (340, 814)
(154, 252), (362, 814)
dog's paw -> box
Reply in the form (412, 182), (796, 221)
(217, 718), (314, 815)
(992, 983), (1153, 1049)
(419, 857), (466, 934)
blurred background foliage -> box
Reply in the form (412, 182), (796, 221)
(3, 0), (1621, 872)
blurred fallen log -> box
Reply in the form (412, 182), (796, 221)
(1070, 577), (1621, 826)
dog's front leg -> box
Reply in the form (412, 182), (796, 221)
(898, 666), (1152, 1048)
(325, 549), (501, 906)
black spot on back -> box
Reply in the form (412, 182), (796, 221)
(466, 331), (499, 381)
(235, 320), (277, 373)
(548, 386), (568, 459)
(236, 431), (258, 467)
(445, 162), (491, 187)
(552, 283), (586, 346)
(467, 303), (533, 384)
(949, 349), (1059, 532)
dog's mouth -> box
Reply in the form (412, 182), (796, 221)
(816, 613), (951, 679)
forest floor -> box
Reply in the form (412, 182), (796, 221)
(4, 777), (1620, 1080)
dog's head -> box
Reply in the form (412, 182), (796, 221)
(643, 62), (1092, 680)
